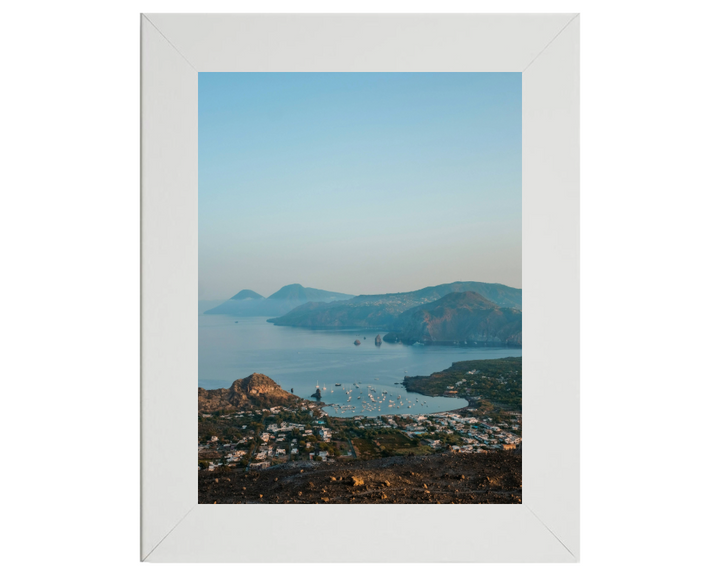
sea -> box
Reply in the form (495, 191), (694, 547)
(199, 315), (522, 418)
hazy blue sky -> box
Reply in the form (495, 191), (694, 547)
(199, 73), (521, 300)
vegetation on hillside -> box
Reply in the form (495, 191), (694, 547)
(403, 357), (522, 411)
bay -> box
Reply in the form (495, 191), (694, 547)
(199, 314), (521, 418)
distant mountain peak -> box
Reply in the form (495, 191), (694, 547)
(268, 284), (353, 302)
(230, 289), (264, 300)
(204, 283), (353, 316)
(268, 284), (308, 300)
(384, 290), (522, 346)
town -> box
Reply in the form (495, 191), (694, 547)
(198, 400), (521, 472)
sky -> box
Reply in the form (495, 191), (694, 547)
(199, 73), (521, 300)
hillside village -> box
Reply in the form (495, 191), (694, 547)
(199, 400), (521, 472)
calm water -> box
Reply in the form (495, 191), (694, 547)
(199, 315), (521, 418)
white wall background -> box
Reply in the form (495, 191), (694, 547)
(1, 1), (717, 575)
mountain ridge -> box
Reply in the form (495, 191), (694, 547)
(204, 284), (354, 317)
(268, 281), (521, 329)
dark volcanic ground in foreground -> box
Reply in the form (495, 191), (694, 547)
(199, 451), (521, 504)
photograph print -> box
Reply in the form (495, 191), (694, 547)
(198, 72), (522, 504)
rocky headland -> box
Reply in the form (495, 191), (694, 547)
(198, 373), (299, 413)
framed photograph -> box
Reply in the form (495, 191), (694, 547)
(141, 13), (579, 562)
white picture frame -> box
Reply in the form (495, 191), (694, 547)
(141, 13), (579, 563)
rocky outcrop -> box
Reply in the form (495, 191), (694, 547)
(198, 373), (297, 413)
(199, 451), (522, 504)
(354, 340), (361, 346)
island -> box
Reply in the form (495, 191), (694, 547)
(267, 282), (521, 347)
(204, 283), (354, 317)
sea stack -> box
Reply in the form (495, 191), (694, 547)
(354, 339), (361, 346)
(375, 334), (382, 346)
(311, 388), (322, 400)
